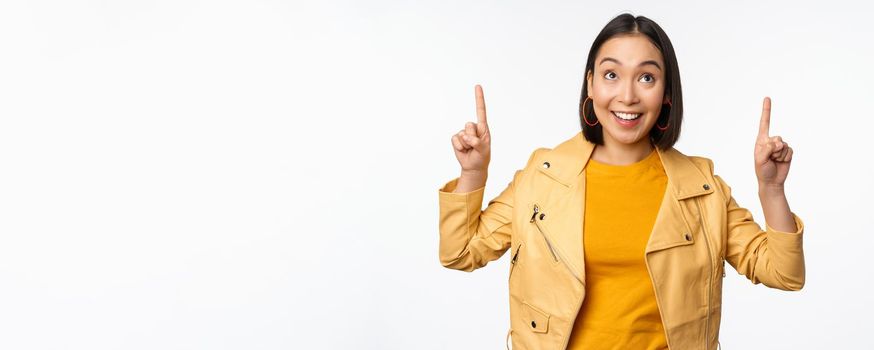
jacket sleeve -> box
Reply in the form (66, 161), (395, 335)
(437, 150), (539, 272)
(715, 174), (805, 291)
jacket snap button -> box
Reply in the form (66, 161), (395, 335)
(684, 233), (692, 241)
(703, 184), (710, 190)
(539, 213), (546, 220)
(542, 162), (550, 169)
(531, 321), (537, 328)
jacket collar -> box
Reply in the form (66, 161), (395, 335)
(537, 132), (713, 199)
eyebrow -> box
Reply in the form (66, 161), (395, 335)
(599, 57), (662, 71)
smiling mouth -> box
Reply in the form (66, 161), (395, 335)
(612, 111), (642, 121)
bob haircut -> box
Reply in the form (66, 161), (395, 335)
(580, 14), (683, 150)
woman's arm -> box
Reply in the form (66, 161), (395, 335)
(439, 84), (505, 271)
(438, 173), (513, 272)
(754, 97), (797, 232)
(718, 174), (805, 291)
(759, 186), (796, 232)
(720, 97), (804, 291)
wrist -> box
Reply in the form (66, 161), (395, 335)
(455, 169), (488, 193)
(758, 183), (786, 198)
(461, 169), (488, 179)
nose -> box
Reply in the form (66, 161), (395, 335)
(618, 80), (639, 105)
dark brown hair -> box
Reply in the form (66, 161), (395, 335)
(580, 13), (683, 149)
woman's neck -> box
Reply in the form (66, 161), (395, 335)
(591, 138), (654, 166)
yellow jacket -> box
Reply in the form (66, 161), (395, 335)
(437, 132), (805, 350)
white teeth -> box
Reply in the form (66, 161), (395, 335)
(613, 111), (642, 120)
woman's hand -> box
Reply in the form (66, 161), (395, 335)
(754, 97), (793, 189)
(451, 84), (492, 175)
(754, 97), (798, 232)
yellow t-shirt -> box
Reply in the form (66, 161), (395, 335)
(566, 149), (669, 350)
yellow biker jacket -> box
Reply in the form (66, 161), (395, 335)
(438, 132), (805, 349)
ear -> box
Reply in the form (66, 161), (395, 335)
(586, 70), (594, 97)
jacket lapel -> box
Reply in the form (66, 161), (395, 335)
(532, 132), (715, 282)
(646, 147), (715, 254)
(532, 134), (593, 284)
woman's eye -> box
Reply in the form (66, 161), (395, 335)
(604, 71), (617, 80)
(639, 73), (655, 83)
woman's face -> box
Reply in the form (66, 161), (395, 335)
(587, 34), (668, 147)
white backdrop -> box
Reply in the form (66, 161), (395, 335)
(1, 0), (871, 349)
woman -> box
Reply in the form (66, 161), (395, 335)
(437, 14), (805, 350)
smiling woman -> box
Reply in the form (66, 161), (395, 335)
(438, 13), (805, 350)
(580, 15), (683, 165)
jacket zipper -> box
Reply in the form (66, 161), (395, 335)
(507, 244), (523, 349)
(695, 198), (715, 349)
(531, 204), (559, 262)
(531, 203), (585, 350)
(509, 243), (522, 278)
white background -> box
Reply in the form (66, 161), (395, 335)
(0, 0), (871, 349)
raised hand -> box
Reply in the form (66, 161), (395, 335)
(451, 84), (492, 174)
(754, 97), (793, 187)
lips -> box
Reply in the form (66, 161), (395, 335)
(612, 111), (642, 121)
(611, 111), (643, 128)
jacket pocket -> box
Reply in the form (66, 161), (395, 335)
(521, 301), (550, 334)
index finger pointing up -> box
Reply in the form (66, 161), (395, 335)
(758, 96), (771, 138)
(475, 84), (488, 126)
